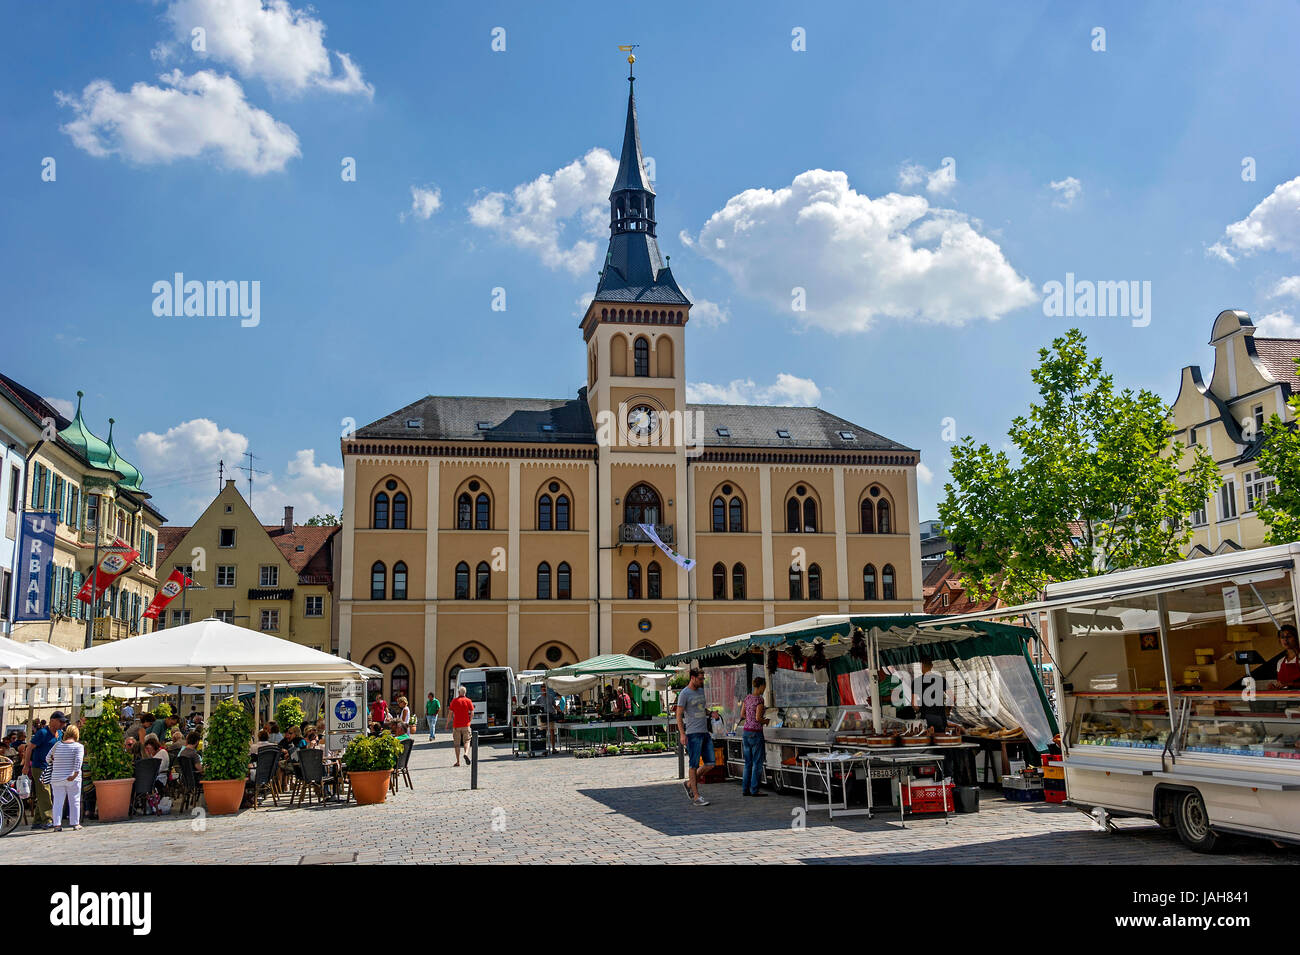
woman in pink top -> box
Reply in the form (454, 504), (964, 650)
(741, 676), (768, 797)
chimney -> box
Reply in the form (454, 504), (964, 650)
(283, 505), (293, 532)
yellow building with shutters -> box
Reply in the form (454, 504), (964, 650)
(155, 480), (337, 651)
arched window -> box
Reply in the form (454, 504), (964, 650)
(860, 499), (875, 534)
(538, 495), (553, 530)
(786, 498), (801, 533)
(732, 563), (747, 600)
(712, 497), (726, 533)
(457, 493), (472, 529)
(712, 562), (726, 599)
(808, 563), (822, 600)
(729, 497), (744, 532)
(391, 665), (409, 701)
(863, 564), (877, 600)
(878, 500), (892, 535)
(373, 492), (389, 529)
(392, 561), (407, 600)
(629, 640), (661, 661)
(392, 492), (407, 529)
(475, 561), (491, 599)
(455, 562), (470, 600)
(556, 495), (570, 530)
(627, 562), (642, 599)
(634, 337), (650, 376)
(803, 498), (818, 533)
(475, 493), (490, 530)
(557, 562), (572, 600)
(537, 562), (551, 599)
(370, 562), (386, 600)
(882, 564), (896, 601)
(647, 561), (662, 599)
(623, 484), (661, 525)
(788, 566), (803, 600)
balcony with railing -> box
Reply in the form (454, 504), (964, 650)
(618, 523), (674, 545)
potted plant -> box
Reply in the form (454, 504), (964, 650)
(341, 733), (402, 805)
(201, 699), (254, 815)
(274, 695), (305, 733)
(152, 701), (173, 721)
(82, 695), (134, 822)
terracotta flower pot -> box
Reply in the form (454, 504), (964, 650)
(94, 778), (133, 822)
(347, 769), (390, 805)
(201, 778), (247, 815)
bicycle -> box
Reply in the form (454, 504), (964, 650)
(0, 782), (22, 836)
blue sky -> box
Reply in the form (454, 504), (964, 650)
(3, 1), (1300, 526)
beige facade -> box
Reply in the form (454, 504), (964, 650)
(155, 480), (337, 652)
(337, 74), (922, 708)
(1169, 310), (1299, 555)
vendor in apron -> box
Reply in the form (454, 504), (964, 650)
(1272, 625), (1300, 689)
(914, 656), (949, 733)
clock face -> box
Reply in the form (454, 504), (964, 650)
(627, 404), (658, 437)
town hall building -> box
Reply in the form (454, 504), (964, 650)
(338, 70), (923, 706)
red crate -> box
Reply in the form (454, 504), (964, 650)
(902, 782), (953, 814)
(1044, 789), (1068, 803)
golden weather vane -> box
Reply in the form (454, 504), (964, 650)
(618, 43), (639, 77)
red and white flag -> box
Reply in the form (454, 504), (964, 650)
(142, 568), (193, 620)
(75, 539), (140, 604)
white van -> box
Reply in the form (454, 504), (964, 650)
(456, 666), (516, 738)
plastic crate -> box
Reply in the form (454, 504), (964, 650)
(1044, 789), (1068, 803)
(1043, 764), (1065, 780)
(1003, 787), (1045, 802)
(902, 782), (953, 814)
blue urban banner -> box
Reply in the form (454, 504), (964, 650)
(15, 511), (58, 622)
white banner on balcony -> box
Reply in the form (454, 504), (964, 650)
(637, 523), (696, 572)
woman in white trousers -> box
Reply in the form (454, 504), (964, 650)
(49, 725), (84, 831)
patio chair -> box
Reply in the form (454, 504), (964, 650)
(128, 758), (161, 817)
(174, 755), (201, 814)
(294, 748), (330, 807)
(251, 748), (280, 809)
(390, 737), (415, 794)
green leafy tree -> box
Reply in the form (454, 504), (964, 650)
(82, 696), (134, 782)
(203, 699), (254, 781)
(152, 702), (173, 720)
(305, 513), (341, 526)
(275, 695), (305, 732)
(1255, 357), (1300, 544)
(939, 329), (1222, 604)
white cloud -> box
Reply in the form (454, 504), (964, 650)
(468, 147), (617, 276)
(686, 169), (1036, 333)
(1269, 275), (1300, 300)
(1049, 176), (1082, 209)
(43, 397), (75, 420)
(917, 462), (934, 485)
(400, 185), (442, 222)
(898, 160), (956, 196)
(1256, 310), (1300, 337)
(1210, 176), (1300, 264)
(133, 419), (340, 523)
(687, 373), (822, 406)
(159, 0), (372, 97)
(57, 70), (300, 174)
(680, 289), (729, 326)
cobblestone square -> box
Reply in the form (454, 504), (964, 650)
(7, 739), (1298, 865)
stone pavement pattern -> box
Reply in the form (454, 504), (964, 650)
(7, 739), (1298, 864)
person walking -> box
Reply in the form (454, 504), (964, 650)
(674, 669), (712, 807)
(425, 691), (441, 741)
(741, 676), (769, 796)
(49, 725), (84, 831)
(448, 686), (475, 767)
(22, 710), (65, 830)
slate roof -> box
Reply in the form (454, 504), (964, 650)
(1254, 337), (1300, 394)
(355, 393), (914, 452)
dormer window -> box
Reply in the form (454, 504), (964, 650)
(839, 431), (856, 440)
(476, 421), (492, 431)
(405, 419), (422, 429)
(715, 427), (730, 437)
(776, 429), (791, 439)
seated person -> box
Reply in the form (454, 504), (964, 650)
(251, 729), (278, 754)
(394, 722), (411, 741)
(266, 721), (283, 744)
(178, 732), (203, 771)
(141, 739), (170, 793)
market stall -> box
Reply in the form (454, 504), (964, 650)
(656, 613), (1058, 820)
(521, 654), (674, 752)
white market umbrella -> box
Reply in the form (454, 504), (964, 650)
(25, 617), (377, 724)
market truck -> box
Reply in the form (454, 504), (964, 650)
(456, 666), (516, 738)
(1030, 542), (1300, 852)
